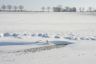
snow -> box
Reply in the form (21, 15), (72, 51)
(0, 40), (96, 64)
(0, 12), (96, 64)
(0, 32), (96, 64)
(0, 12), (96, 33)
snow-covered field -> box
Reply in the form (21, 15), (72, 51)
(0, 12), (96, 64)
(0, 12), (96, 33)
(0, 41), (96, 64)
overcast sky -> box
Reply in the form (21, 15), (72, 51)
(0, 0), (96, 11)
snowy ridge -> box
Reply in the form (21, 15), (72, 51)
(0, 32), (96, 41)
(0, 32), (95, 46)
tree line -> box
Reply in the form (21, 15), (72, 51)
(41, 6), (76, 12)
(41, 6), (96, 12)
(0, 5), (96, 12)
(0, 5), (24, 12)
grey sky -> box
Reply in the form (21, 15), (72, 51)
(0, 0), (96, 11)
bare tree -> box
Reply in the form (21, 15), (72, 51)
(47, 7), (50, 12)
(7, 5), (12, 11)
(14, 6), (18, 12)
(41, 7), (45, 12)
(1, 5), (6, 11)
(19, 5), (24, 12)
(79, 7), (82, 12)
(82, 8), (85, 12)
(88, 7), (92, 12)
(71, 7), (77, 12)
(65, 6), (70, 12)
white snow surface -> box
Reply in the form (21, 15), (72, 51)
(0, 12), (96, 64)
(0, 41), (96, 64)
(0, 12), (96, 33)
